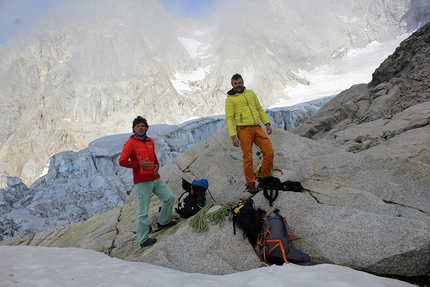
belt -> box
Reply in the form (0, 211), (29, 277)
(238, 125), (260, 130)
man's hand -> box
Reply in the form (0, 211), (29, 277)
(139, 158), (155, 169)
(232, 136), (240, 147)
(266, 125), (272, 135)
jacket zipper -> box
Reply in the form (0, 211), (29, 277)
(241, 93), (256, 124)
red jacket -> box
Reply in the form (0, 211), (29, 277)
(119, 134), (160, 184)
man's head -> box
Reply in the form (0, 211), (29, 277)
(132, 116), (149, 135)
(231, 73), (244, 93)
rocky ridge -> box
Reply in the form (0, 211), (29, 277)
(1, 126), (428, 280)
(291, 21), (430, 165)
(0, 99), (327, 240)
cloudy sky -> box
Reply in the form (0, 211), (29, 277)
(0, 0), (222, 45)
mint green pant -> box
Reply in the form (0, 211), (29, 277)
(135, 178), (175, 244)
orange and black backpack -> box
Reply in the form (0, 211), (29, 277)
(258, 209), (310, 265)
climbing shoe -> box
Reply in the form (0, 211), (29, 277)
(157, 220), (177, 230)
(245, 182), (259, 194)
(140, 237), (157, 247)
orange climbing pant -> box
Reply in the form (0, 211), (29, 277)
(236, 125), (274, 186)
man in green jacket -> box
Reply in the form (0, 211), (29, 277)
(225, 74), (274, 193)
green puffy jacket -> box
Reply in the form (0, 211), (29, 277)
(225, 88), (270, 137)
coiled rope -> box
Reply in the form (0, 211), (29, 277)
(189, 202), (233, 232)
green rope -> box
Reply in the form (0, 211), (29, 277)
(189, 202), (233, 232)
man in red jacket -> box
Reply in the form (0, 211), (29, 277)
(119, 116), (176, 247)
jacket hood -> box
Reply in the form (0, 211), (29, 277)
(227, 86), (246, 95)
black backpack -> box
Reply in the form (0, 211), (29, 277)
(175, 178), (208, 218)
(232, 199), (264, 247)
(258, 210), (310, 265)
(280, 180), (303, 192)
(258, 176), (282, 206)
(259, 176), (304, 206)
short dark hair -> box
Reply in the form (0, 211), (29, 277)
(132, 116), (149, 129)
(231, 73), (243, 84)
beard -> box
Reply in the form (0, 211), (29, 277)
(234, 86), (243, 93)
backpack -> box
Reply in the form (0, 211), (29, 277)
(175, 178), (208, 218)
(280, 180), (303, 192)
(258, 176), (282, 206)
(258, 210), (310, 265)
(232, 199), (264, 247)
(259, 176), (304, 206)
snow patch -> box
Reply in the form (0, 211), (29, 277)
(194, 26), (218, 35)
(0, 246), (414, 287)
(178, 37), (202, 58)
(339, 16), (359, 23)
(265, 48), (274, 55)
(272, 34), (410, 108)
(178, 36), (211, 59)
(170, 68), (206, 95)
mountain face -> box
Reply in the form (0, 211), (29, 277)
(0, 0), (426, 187)
(0, 11), (429, 285)
(291, 21), (430, 166)
(1, 22), (429, 281)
